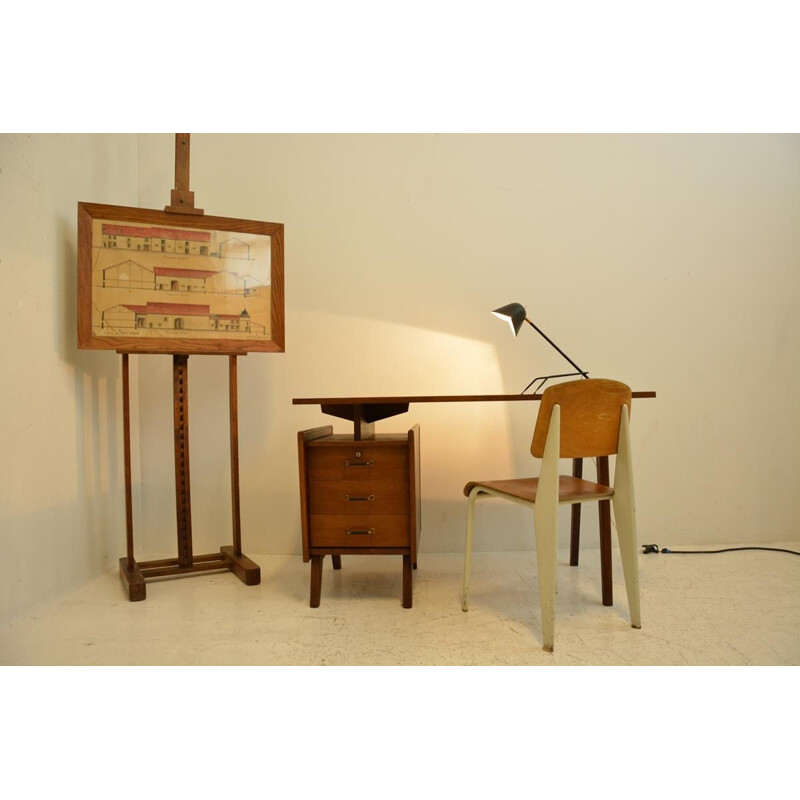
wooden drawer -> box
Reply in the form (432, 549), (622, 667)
(310, 515), (410, 548)
(309, 480), (408, 515)
(307, 445), (408, 482)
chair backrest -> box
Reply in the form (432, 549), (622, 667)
(530, 379), (632, 459)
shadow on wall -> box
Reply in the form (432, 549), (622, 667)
(0, 217), (130, 622)
(61, 217), (128, 584)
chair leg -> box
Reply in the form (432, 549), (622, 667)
(613, 406), (641, 629)
(613, 493), (641, 628)
(569, 458), (582, 566)
(597, 456), (613, 606)
(534, 502), (558, 653)
(533, 404), (560, 652)
(462, 489), (479, 611)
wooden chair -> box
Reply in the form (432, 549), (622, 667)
(461, 378), (641, 652)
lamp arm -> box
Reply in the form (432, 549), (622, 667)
(525, 318), (588, 377)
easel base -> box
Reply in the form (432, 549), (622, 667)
(119, 548), (261, 601)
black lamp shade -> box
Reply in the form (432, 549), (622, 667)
(492, 303), (527, 337)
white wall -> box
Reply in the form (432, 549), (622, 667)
(132, 133), (800, 558)
(0, 134), (138, 622)
(2, 133), (798, 623)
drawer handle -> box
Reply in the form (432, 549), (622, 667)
(346, 528), (375, 535)
(345, 494), (375, 502)
(343, 460), (374, 468)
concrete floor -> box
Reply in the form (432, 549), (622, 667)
(1, 544), (798, 665)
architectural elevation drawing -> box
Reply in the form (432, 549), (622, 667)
(90, 219), (272, 341)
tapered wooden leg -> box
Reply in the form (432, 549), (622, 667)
(597, 456), (613, 607)
(402, 555), (412, 608)
(331, 555), (342, 570)
(570, 458), (583, 566)
(310, 555), (324, 607)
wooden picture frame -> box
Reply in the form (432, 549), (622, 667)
(77, 202), (284, 354)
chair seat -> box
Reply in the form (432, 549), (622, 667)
(463, 476), (614, 504)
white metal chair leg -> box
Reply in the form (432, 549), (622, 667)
(462, 488), (480, 611)
(613, 406), (641, 629)
(533, 504), (558, 652)
(533, 405), (560, 652)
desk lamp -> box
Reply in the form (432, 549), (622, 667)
(492, 302), (589, 394)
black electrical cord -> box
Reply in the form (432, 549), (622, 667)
(642, 544), (800, 556)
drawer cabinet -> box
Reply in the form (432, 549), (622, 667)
(298, 425), (421, 608)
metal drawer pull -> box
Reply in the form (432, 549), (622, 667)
(345, 494), (375, 502)
(343, 460), (374, 467)
(346, 528), (375, 535)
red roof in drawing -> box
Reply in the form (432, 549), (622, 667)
(153, 267), (216, 279)
(102, 224), (211, 242)
(124, 302), (211, 316)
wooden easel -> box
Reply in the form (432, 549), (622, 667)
(118, 134), (261, 600)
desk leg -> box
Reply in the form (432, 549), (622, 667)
(402, 555), (412, 609)
(597, 456), (613, 607)
(310, 555), (323, 607)
(569, 458), (582, 566)
(331, 555), (342, 570)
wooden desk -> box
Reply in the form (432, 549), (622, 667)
(293, 392), (656, 607)
(298, 426), (421, 608)
(293, 393), (656, 439)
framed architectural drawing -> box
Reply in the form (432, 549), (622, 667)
(77, 202), (284, 354)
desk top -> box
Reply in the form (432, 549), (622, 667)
(293, 392), (656, 439)
(293, 392), (656, 405)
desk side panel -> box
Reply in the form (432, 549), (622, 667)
(298, 426), (333, 562)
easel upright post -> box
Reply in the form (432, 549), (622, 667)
(230, 355), (243, 557)
(172, 354), (193, 567)
(122, 353), (135, 565)
(165, 134), (204, 215)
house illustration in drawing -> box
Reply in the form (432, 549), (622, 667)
(219, 237), (252, 259)
(101, 260), (155, 289)
(100, 302), (265, 334)
(208, 269), (265, 296)
(101, 224), (212, 255)
(153, 266), (216, 292)
(99, 263), (266, 296)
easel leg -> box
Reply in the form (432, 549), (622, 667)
(120, 353), (145, 601)
(229, 355), (242, 556)
(224, 356), (260, 585)
(119, 558), (146, 602)
(117, 352), (259, 598)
